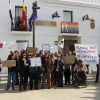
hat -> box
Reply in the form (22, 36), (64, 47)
(28, 53), (32, 56)
(78, 59), (83, 62)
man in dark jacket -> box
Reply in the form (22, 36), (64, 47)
(0, 58), (1, 84)
(5, 54), (17, 90)
(41, 52), (53, 89)
(54, 54), (64, 87)
(18, 51), (27, 91)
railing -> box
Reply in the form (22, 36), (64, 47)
(11, 18), (31, 32)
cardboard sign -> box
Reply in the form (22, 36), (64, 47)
(26, 47), (38, 54)
(64, 56), (75, 64)
(2, 60), (16, 67)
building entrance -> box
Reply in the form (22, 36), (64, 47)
(58, 36), (81, 53)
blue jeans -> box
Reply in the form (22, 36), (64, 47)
(96, 64), (99, 82)
(7, 72), (16, 89)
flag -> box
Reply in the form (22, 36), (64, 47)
(0, 43), (3, 48)
(9, 0), (14, 28)
(29, 9), (38, 29)
(35, 9), (37, 19)
(21, 0), (27, 29)
(58, 38), (64, 48)
(9, 0), (13, 20)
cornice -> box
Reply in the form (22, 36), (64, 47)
(39, 0), (100, 9)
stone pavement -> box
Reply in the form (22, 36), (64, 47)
(0, 73), (100, 100)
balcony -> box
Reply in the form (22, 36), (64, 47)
(11, 18), (31, 31)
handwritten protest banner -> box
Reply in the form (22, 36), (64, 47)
(3, 41), (16, 50)
(64, 56), (75, 64)
(16, 42), (27, 50)
(42, 44), (50, 52)
(75, 44), (98, 64)
(2, 60), (16, 67)
(30, 57), (41, 67)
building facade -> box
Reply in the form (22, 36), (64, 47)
(0, 0), (100, 73)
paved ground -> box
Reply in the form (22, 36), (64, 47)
(0, 73), (100, 100)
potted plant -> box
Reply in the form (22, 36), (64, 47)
(23, 25), (27, 31)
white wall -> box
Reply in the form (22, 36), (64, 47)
(0, 0), (100, 73)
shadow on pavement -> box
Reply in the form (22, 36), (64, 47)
(0, 73), (99, 100)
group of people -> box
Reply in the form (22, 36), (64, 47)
(0, 49), (96, 91)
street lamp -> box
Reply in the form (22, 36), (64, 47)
(32, 1), (40, 47)
(82, 14), (90, 21)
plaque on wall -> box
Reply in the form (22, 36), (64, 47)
(35, 20), (57, 27)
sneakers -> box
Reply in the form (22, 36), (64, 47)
(94, 81), (98, 83)
(23, 87), (26, 90)
(41, 87), (45, 89)
(57, 85), (60, 87)
(19, 88), (22, 91)
(5, 88), (9, 91)
(5, 88), (15, 91)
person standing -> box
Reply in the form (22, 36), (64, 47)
(41, 52), (53, 89)
(94, 55), (100, 83)
(0, 58), (1, 84)
(54, 54), (64, 87)
(18, 51), (28, 91)
(51, 53), (57, 85)
(5, 54), (17, 90)
(64, 51), (71, 85)
(37, 50), (44, 84)
(29, 53), (38, 90)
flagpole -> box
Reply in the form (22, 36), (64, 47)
(33, 2), (35, 47)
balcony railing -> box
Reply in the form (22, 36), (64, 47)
(11, 18), (31, 32)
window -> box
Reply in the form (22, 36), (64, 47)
(15, 6), (27, 20)
(63, 11), (73, 22)
(15, 6), (27, 31)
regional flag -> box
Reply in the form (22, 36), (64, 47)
(58, 38), (64, 48)
(9, 0), (13, 20)
(21, 0), (27, 29)
(9, 0), (14, 27)
(29, 9), (38, 30)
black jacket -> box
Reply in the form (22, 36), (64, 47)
(8, 58), (17, 72)
(18, 56), (25, 71)
(54, 59), (64, 72)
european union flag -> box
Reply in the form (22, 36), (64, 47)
(29, 9), (37, 30)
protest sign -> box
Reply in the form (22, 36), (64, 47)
(42, 44), (50, 52)
(0, 43), (3, 48)
(75, 44), (98, 64)
(2, 60), (16, 67)
(26, 47), (38, 54)
(30, 57), (41, 67)
(64, 56), (75, 64)
(16, 42), (27, 50)
(3, 41), (16, 50)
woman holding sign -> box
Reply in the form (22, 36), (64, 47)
(29, 53), (38, 90)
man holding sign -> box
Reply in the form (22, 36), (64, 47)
(5, 54), (17, 91)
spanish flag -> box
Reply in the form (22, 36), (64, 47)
(21, 0), (27, 29)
